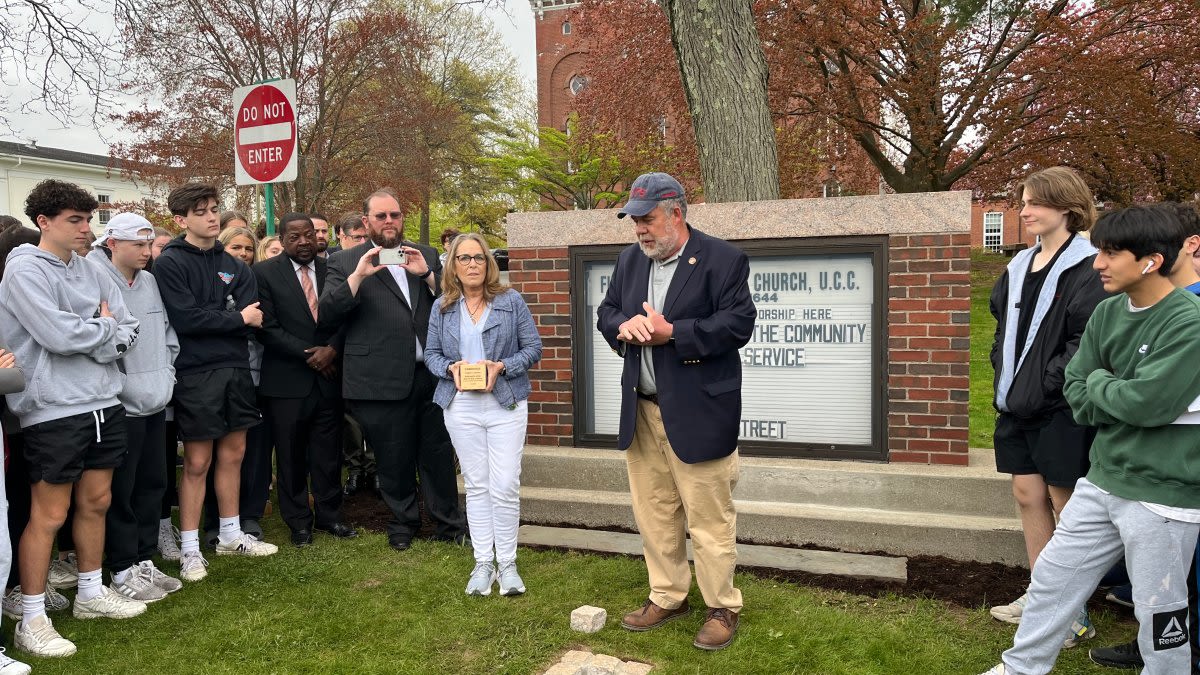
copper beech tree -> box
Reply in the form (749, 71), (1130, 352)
(572, 0), (1200, 202)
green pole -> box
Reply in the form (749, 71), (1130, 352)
(265, 183), (275, 236)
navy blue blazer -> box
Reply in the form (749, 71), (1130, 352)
(596, 226), (755, 463)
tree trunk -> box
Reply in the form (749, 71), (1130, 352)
(662, 0), (780, 202)
(419, 189), (431, 246)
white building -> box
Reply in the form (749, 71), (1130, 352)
(0, 140), (161, 233)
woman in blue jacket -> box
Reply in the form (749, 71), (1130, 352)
(425, 233), (542, 598)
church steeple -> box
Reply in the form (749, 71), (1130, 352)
(529, 0), (582, 20)
(530, 0), (586, 130)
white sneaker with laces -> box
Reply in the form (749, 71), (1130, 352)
(497, 562), (525, 596)
(0, 647), (31, 675)
(2, 585), (70, 620)
(111, 565), (168, 603)
(140, 560), (183, 593)
(989, 591), (1027, 624)
(179, 550), (209, 582)
(14, 613), (76, 657)
(215, 533), (278, 557)
(73, 585), (147, 619)
(158, 521), (182, 562)
(47, 552), (78, 589)
(465, 562), (496, 596)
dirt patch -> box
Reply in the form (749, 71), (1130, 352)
(340, 489), (437, 539)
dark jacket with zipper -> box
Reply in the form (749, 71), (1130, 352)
(990, 242), (1109, 419)
(154, 236), (257, 375)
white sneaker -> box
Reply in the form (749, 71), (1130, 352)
(73, 586), (147, 619)
(1063, 611), (1096, 648)
(14, 613), (76, 657)
(140, 560), (183, 593)
(158, 520), (182, 562)
(47, 553), (78, 589)
(465, 562), (496, 596)
(179, 550), (208, 582)
(111, 565), (168, 603)
(215, 533), (278, 557)
(0, 647), (31, 674)
(979, 665), (1006, 675)
(989, 592), (1027, 624)
(2, 585), (71, 620)
(497, 562), (525, 596)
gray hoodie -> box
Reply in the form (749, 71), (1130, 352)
(89, 252), (179, 417)
(0, 244), (139, 428)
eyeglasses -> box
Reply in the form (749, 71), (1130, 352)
(370, 211), (403, 222)
(455, 254), (487, 266)
(346, 233), (368, 242)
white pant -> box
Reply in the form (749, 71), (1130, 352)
(443, 393), (527, 564)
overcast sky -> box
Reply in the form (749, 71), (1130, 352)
(1, 0), (537, 157)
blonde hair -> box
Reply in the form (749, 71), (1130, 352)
(1015, 167), (1098, 233)
(257, 235), (280, 261)
(440, 232), (507, 312)
(218, 226), (259, 264)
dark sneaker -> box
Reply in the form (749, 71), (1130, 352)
(1089, 639), (1143, 669)
(694, 607), (739, 650)
(620, 599), (690, 631)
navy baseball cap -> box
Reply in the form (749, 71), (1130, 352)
(617, 172), (685, 219)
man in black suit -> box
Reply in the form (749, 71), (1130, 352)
(597, 172), (756, 651)
(254, 214), (357, 547)
(319, 189), (465, 551)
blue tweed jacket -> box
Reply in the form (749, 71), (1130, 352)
(425, 288), (542, 410)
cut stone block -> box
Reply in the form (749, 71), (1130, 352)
(583, 654), (623, 675)
(570, 605), (607, 633)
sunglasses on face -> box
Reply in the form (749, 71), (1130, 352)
(370, 212), (403, 222)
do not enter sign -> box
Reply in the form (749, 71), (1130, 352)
(233, 79), (298, 185)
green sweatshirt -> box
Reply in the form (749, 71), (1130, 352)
(1064, 287), (1200, 508)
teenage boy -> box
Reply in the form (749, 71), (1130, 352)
(0, 180), (146, 659)
(88, 214), (183, 602)
(1088, 202), (1200, 673)
(983, 205), (1200, 674)
(154, 183), (277, 584)
(988, 167), (1108, 645)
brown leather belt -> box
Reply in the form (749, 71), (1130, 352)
(636, 391), (659, 405)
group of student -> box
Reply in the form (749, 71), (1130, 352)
(0, 177), (541, 673)
(983, 166), (1200, 674)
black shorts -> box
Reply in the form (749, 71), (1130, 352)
(994, 409), (1094, 487)
(22, 404), (128, 484)
(173, 368), (260, 441)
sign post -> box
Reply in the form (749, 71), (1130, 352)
(232, 78), (298, 235)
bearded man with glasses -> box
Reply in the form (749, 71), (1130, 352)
(319, 189), (467, 552)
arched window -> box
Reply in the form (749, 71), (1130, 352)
(562, 21), (571, 35)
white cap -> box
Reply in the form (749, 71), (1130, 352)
(93, 212), (155, 247)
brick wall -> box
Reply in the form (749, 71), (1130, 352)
(886, 233), (973, 465)
(510, 235), (973, 464)
(509, 248), (575, 445)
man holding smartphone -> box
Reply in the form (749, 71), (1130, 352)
(319, 189), (466, 552)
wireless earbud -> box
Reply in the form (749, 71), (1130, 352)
(1142, 261), (1155, 275)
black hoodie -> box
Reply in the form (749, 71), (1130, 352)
(154, 235), (257, 375)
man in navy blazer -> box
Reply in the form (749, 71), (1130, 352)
(596, 172), (755, 651)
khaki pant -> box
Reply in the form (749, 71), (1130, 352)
(626, 399), (743, 612)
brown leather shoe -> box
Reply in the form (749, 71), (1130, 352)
(620, 599), (691, 631)
(693, 607), (739, 650)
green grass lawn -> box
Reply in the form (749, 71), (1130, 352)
(16, 519), (1130, 674)
(970, 249), (1008, 449)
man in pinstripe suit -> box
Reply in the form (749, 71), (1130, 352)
(319, 189), (465, 551)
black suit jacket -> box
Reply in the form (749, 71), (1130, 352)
(596, 226), (756, 463)
(253, 254), (342, 400)
(319, 240), (442, 401)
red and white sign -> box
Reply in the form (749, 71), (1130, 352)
(233, 79), (298, 185)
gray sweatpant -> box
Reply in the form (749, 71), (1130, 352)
(1003, 478), (1199, 674)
